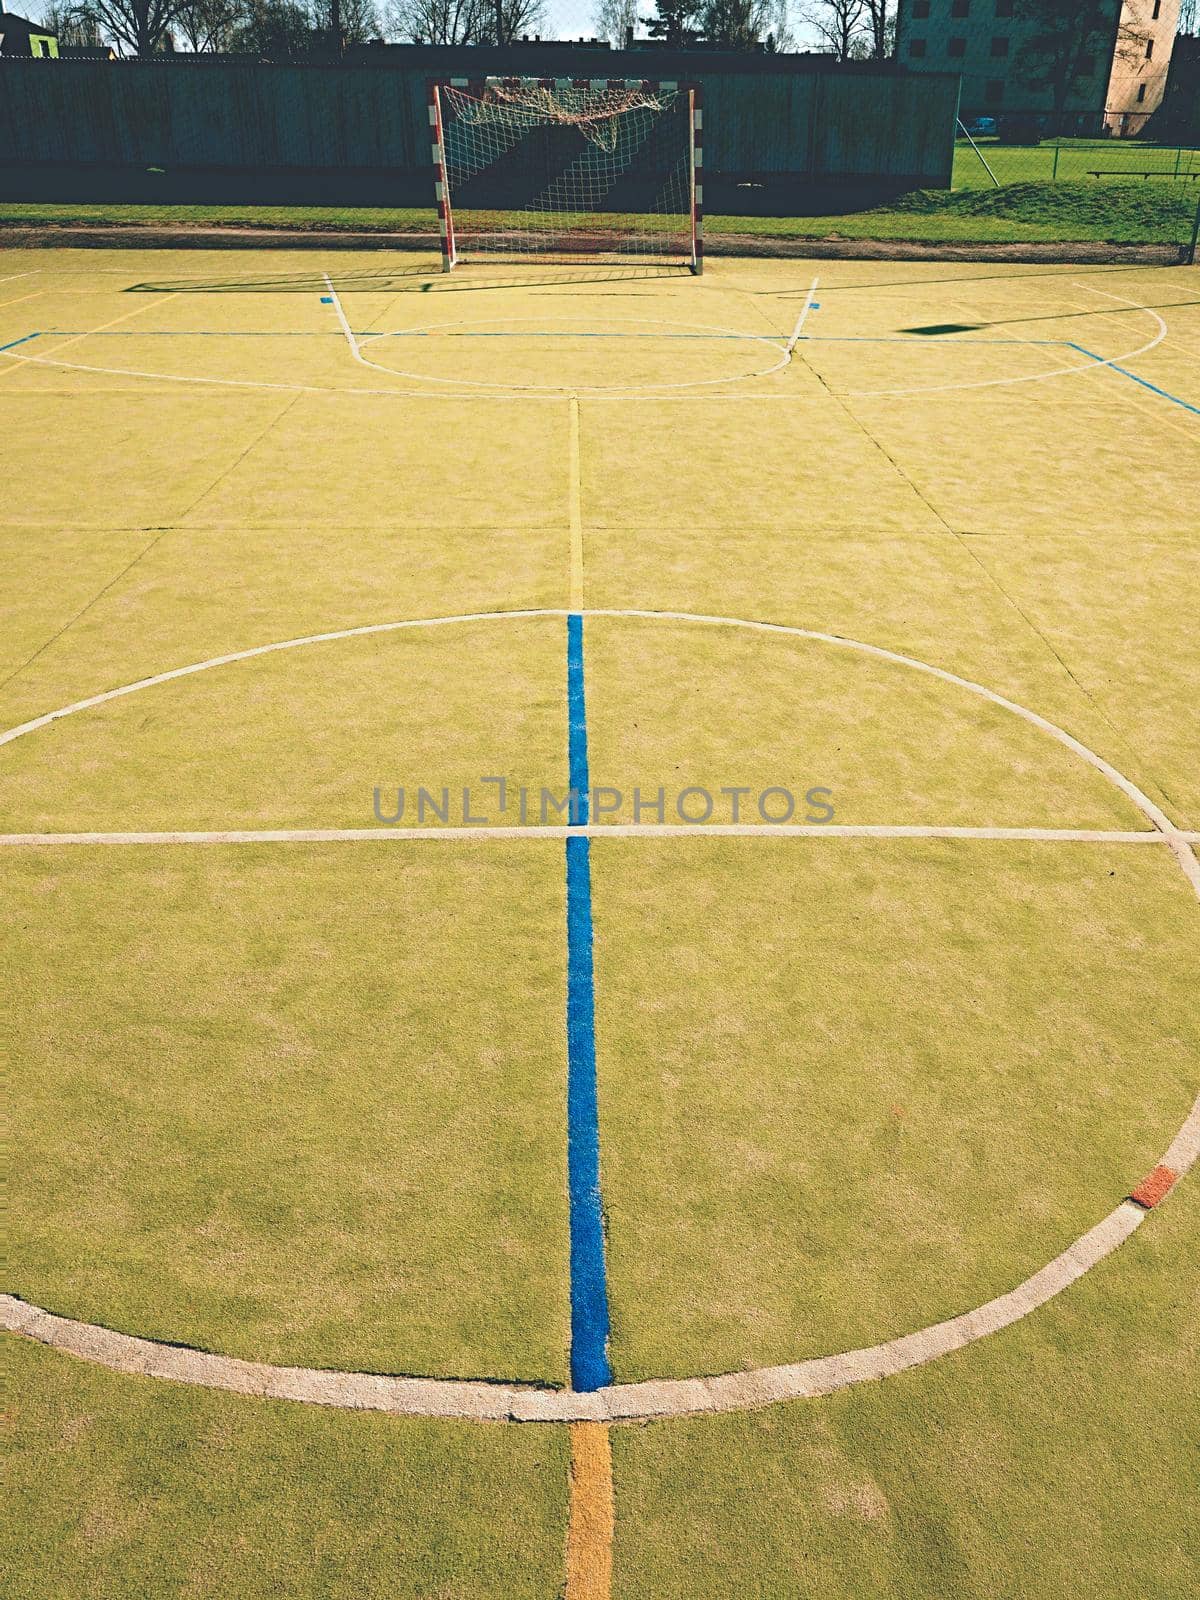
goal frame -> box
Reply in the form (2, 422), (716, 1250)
(427, 77), (704, 275)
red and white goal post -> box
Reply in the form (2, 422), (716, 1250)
(428, 78), (703, 275)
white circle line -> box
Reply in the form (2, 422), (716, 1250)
(842, 283), (1168, 399)
(356, 312), (788, 393)
(4, 607), (1197, 1422)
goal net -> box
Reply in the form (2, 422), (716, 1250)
(430, 78), (702, 273)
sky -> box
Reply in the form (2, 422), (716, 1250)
(538, 0), (821, 47)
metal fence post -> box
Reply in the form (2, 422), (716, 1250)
(1052, 141), (1060, 181)
(1174, 146), (1182, 180)
(1188, 196), (1200, 266)
(957, 119), (1000, 188)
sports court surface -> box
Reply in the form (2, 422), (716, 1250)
(3, 248), (1198, 1598)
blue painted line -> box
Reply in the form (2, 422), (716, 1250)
(0, 332), (41, 353)
(1067, 342), (1200, 416)
(565, 613), (611, 1393)
(567, 613), (590, 825)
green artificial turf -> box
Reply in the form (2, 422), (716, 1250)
(611, 1177), (1200, 1600)
(3, 1336), (569, 1600)
(5, 843), (572, 1381)
(592, 835), (1198, 1380)
(3, 178), (1195, 244)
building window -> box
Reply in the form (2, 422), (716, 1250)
(990, 35), (1009, 55)
(948, 36), (967, 57)
(1152, 0), (1161, 16)
(912, 0), (930, 14)
(985, 79), (1004, 103)
(909, 37), (927, 56)
(950, 0), (969, 15)
(1137, 83), (1147, 102)
(995, 0), (1013, 13)
(1145, 38), (1153, 58)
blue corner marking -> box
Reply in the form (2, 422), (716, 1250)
(0, 332), (42, 353)
(320, 295), (334, 304)
(1067, 342), (1200, 417)
(564, 613), (611, 1392)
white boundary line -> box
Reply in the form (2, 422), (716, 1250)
(0, 344), (805, 404)
(0, 280), (1178, 407)
(4, 1090), (1197, 1424)
(321, 271), (364, 366)
(842, 284), (1169, 399)
(334, 299), (793, 398)
(4, 607), (1197, 1422)
(785, 276), (820, 355)
(2, 825), (1195, 848)
(1, 605), (1195, 857)
(353, 312), (790, 394)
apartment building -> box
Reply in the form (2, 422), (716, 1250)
(894, 0), (1185, 133)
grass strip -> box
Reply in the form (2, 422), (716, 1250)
(2, 181), (1196, 245)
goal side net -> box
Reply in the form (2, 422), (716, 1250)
(429, 77), (703, 274)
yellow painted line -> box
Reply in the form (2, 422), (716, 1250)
(566, 1421), (614, 1600)
(0, 293), (180, 380)
(568, 394), (584, 610)
(0, 289), (46, 312)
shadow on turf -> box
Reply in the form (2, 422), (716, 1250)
(754, 264), (1197, 297)
(900, 297), (1199, 334)
(127, 265), (690, 295)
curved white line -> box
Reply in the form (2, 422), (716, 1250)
(4, 1087), (1197, 1424)
(0, 347), (808, 404)
(842, 284), (1168, 399)
(4, 608), (1196, 1423)
(1, 605), (1192, 853)
(340, 304), (790, 394)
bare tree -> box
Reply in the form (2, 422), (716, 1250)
(387, 0), (476, 40)
(862, 0), (892, 57)
(38, 0), (105, 42)
(797, 0), (865, 60)
(593, 0), (638, 46)
(78, 0), (181, 52)
(173, 0), (243, 49)
(700, 0), (790, 48)
(488, 0), (545, 39)
(1179, 0), (1196, 32)
(643, 0), (702, 47)
(1015, 0), (1150, 132)
(387, 0), (538, 41)
(229, 0), (313, 51)
(310, 0), (378, 43)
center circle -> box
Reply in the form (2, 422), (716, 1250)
(3, 609), (1196, 1410)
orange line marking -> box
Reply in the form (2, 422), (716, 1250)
(566, 1420), (614, 1600)
(1130, 1165), (1178, 1209)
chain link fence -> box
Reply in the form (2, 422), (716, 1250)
(955, 123), (1200, 189)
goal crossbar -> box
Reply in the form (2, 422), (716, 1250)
(429, 77), (703, 274)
